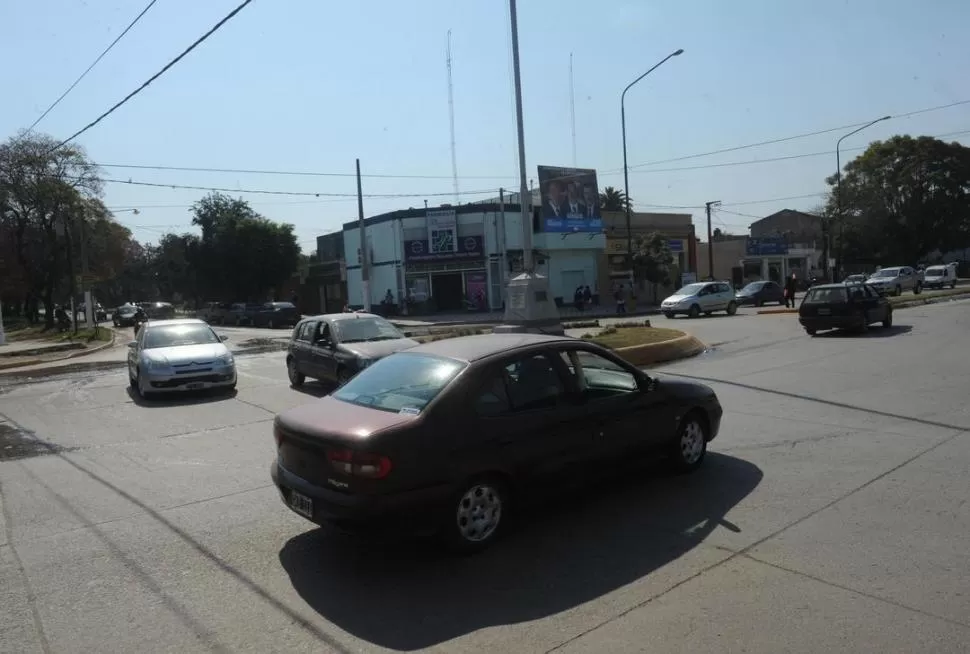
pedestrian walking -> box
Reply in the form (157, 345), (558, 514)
(785, 273), (798, 308)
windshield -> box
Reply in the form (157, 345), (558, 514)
(118, 306), (137, 316)
(870, 268), (900, 278)
(740, 282), (765, 293)
(334, 316), (405, 343)
(676, 283), (707, 296)
(804, 287), (848, 304)
(332, 353), (465, 413)
(925, 267), (945, 275)
(143, 324), (220, 349)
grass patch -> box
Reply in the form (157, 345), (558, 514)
(563, 320), (600, 329)
(4, 325), (111, 344)
(889, 287), (969, 304)
(587, 326), (683, 349)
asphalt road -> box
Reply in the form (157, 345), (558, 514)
(2, 300), (969, 653)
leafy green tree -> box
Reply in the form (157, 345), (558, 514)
(0, 132), (102, 326)
(825, 135), (970, 266)
(599, 186), (630, 212)
(190, 192), (301, 301)
(632, 232), (674, 298)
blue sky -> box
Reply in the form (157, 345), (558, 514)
(2, 0), (968, 252)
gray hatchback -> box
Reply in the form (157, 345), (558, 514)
(286, 312), (419, 388)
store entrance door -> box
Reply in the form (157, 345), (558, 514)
(432, 272), (464, 311)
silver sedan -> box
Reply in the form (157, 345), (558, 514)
(127, 319), (236, 398)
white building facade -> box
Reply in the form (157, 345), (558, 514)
(344, 203), (606, 313)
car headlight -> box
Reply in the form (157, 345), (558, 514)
(143, 357), (168, 370)
(217, 352), (234, 365)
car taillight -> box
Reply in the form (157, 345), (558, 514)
(326, 448), (393, 479)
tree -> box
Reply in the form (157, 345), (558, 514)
(631, 232), (674, 298)
(825, 135), (970, 266)
(0, 132), (102, 327)
(599, 186), (630, 212)
(190, 192), (301, 301)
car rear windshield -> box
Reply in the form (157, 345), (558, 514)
(804, 287), (848, 304)
(925, 267), (945, 275)
(143, 324), (220, 349)
(334, 316), (405, 343)
(332, 353), (465, 414)
(870, 268), (900, 278)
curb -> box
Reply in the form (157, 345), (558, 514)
(756, 291), (970, 315)
(391, 307), (661, 330)
(613, 333), (707, 367)
(0, 329), (116, 372)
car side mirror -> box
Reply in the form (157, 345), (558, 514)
(127, 341), (137, 349)
(640, 374), (656, 393)
(219, 335), (228, 342)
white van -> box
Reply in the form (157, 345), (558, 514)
(922, 262), (958, 289)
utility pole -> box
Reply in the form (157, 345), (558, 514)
(79, 217), (94, 331)
(705, 201), (720, 280)
(356, 158), (371, 312)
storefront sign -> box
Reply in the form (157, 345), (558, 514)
(746, 236), (788, 256)
(404, 235), (483, 262)
(537, 165), (603, 233)
(426, 209), (457, 253)
(606, 238), (684, 254)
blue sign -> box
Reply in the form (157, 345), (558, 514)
(668, 239), (684, 253)
(746, 237), (788, 256)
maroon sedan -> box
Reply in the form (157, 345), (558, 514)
(271, 333), (722, 552)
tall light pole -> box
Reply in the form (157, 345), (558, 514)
(621, 48), (683, 281)
(834, 115), (890, 280)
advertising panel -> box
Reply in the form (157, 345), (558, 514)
(537, 165), (603, 233)
(746, 236), (789, 256)
(404, 235), (484, 263)
(426, 209), (457, 253)
(465, 272), (488, 310)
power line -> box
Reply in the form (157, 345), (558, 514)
(53, 0), (255, 150)
(617, 99), (970, 172)
(27, 0), (160, 133)
(95, 176), (502, 199)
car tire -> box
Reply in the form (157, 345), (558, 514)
(726, 301), (738, 316)
(755, 299), (764, 307)
(883, 310), (893, 328)
(913, 283), (922, 295)
(805, 328), (817, 336)
(858, 312), (869, 333)
(669, 412), (708, 473)
(688, 304), (701, 319)
(895, 285), (902, 297)
(663, 312), (675, 319)
(287, 358), (305, 387)
(442, 476), (508, 553)
(134, 369), (154, 400)
(951, 281), (957, 289)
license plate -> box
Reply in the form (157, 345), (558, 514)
(817, 308), (831, 315)
(288, 490), (313, 518)
(185, 382), (206, 390)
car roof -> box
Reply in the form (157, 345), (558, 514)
(300, 312), (385, 323)
(406, 332), (572, 363)
(143, 318), (206, 327)
(809, 283), (852, 290)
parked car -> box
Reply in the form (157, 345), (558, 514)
(922, 263), (958, 290)
(227, 302), (262, 326)
(135, 302), (176, 320)
(734, 280), (785, 307)
(865, 266), (922, 296)
(842, 274), (867, 284)
(127, 319), (235, 398)
(201, 302), (233, 325)
(271, 333), (723, 551)
(661, 281), (738, 318)
(798, 283), (892, 336)
(113, 304), (140, 327)
(252, 302), (300, 329)
(286, 312), (419, 388)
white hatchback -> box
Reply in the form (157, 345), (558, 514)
(661, 282), (738, 319)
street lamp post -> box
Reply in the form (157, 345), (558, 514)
(621, 49), (683, 281)
(834, 115), (890, 280)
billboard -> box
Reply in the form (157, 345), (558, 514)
(537, 165), (603, 233)
(746, 236), (788, 256)
(403, 235), (484, 263)
(426, 208), (457, 253)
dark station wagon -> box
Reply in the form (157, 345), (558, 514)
(271, 333), (723, 552)
(798, 283), (893, 335)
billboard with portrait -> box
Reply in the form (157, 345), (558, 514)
(537, 165), (603, 233)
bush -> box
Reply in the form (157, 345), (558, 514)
(564, 320), (600, 329)
(613, 320), (651, 329)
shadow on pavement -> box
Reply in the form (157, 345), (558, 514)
(278, 453), (762, 651)
(291, 381), (333, 399)
(815, 325), (913, 339)
(125, 386), (237, 408)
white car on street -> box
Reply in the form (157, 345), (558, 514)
(127, 319), (236, 398)
(661, 281), (738, 319)
(866, 266), (922, 296)
(922, 263), (958, 289)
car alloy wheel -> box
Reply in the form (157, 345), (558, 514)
(451, 480), (505, 550)
(726, 301), (738, 316)
(688, 304), (700, 319)
(287, 358), (305, 387)
(671, 414), (708, 473)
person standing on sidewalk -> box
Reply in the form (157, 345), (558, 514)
(785, 273), (799, 308)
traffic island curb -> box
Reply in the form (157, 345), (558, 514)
(613, 332), (707, 367)
(0, 330), (116, 372)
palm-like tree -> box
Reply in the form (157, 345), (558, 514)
(599, 186), (630, 212)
